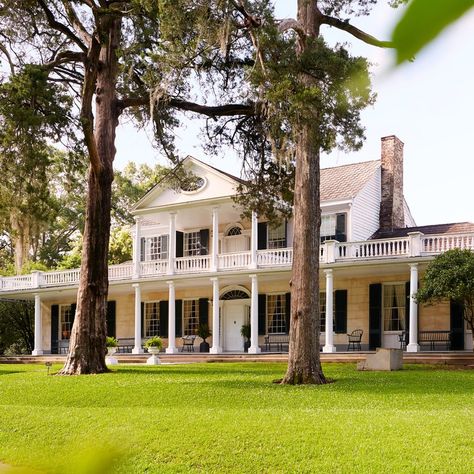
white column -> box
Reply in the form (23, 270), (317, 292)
(166, 280), (178, 353)
(132, 283), (143, 354)
(133, 216), (142, 279)
(168, 212), (176, 275)
(32, 294), (43, 355)
(250, 211), (258, 269)
(323, 269), (337, 353)
(210, 277), (222, 354)
(248, 274), (261, 354)
(211, 207), (219, 272)
(407, 263), (420, 352)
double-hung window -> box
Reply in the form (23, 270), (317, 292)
(142, 235), (168, 261)
(268, 222), (286, 249)
(184, 231), (201, 256)
(60, 304), (74, 340)
(144, 301), (160, 337)
(266, 294), (286, 334)
(383, 284), (406, 331)
(183, 299), (199, 335)
(320, 213), (346, 242)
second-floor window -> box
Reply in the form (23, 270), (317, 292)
(268, 222), (286, 249)
(184, 231), (201, 256)
(321, 213), (346, 242)
(149, 235), (168, 260)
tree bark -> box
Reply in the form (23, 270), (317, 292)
(59, 12), (122, 375)
(281, 0), (327, 384)
(10, 214), (30, 273)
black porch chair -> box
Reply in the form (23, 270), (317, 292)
(347, 329), (363, 351)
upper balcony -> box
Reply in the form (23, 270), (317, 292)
(1, 231), (473, 293)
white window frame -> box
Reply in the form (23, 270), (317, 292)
(184, 231), (201, 257)
(266, 293), (287, 334)
(267, 222), (286, 249)
(60, 304), (74, 340)
(146, 234), (169, 261)
(144, 301), (160, 337)
(183, 299), (200, 336)
(383, 283), (406, 332)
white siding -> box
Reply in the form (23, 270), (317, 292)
(351, 167), (381, 241)
(403, 199), (416, 227)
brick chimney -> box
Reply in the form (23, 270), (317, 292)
(379, 135), (405, 231)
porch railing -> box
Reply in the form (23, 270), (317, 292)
(2, 231), (474, 292)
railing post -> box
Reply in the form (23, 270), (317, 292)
(324, 240), (337, 264)
(408, 231), (423, 257)
(31, 271), (43, 288)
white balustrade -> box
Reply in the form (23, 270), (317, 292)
(109, 264), (134, 280)
(257, 248), (293, 266)
(1, 275), (34, 290)
(336, 237), (410, 260)
(421, 233), (474, 254)
(218, 251), (251, 270)
(140, 260), (168, 276)
(42, 269), (80, 286)
(175, 255), (211, 273)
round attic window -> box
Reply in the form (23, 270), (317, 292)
(180, 176), (206, 193)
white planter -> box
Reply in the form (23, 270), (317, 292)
(106, 347), (118, 365)
(146, 346), (161, 365)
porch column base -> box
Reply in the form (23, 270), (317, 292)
(248, 346), (261, 354)
(166, 346), (179, 354)
(210, 346), (222, 354)
(406, 343), (420, 353)
(32, 350), (44, 356)
(132, 347), (144, 354)
(322, 345), (337, 353)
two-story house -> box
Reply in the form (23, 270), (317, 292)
(1, 135), (473, 354)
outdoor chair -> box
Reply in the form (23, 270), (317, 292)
(347, 329), (363, 351)
(180, 335), (196, 352)
(398, 331), (407, 350)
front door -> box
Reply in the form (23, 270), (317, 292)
(223, 300), (248, 351)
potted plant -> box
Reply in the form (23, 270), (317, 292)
(197, 324), (211, 352)
(105, 336), (119, 365)
(144, 336), (163, 365)
(240, 324), (251, 352)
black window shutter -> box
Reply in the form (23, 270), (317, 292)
(51, 305), (59, 354)
(199, 229), (210, 255)
(159, 301), (169, 338)
(257, 222), (267, 250)
(71, 303), (77, 325)
(199, 298), (209, 326)
(140, 237), (146, 262)
(336, 213), (346, 242)
(285, 292), (291, 334)
(141, 302), (144, 338)
(106, 301), (116, 338)
(369, 283), (382, 350)
(283, 220), (288, 248)
(175, 299), (183, 337)
(335, 290), (348, 334)
(176, 231), (184, 258)
(258, 294), (266, 335)
(450, 300), (464, 350)
(405, 281), (410, 341)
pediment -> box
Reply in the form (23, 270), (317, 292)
(132, 156), (240, 211)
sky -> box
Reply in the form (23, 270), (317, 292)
(114, 1), (474, 227)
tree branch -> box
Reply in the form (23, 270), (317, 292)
(37, 0), (88, 52)
(62, 1), (93, 46)
(44, 50), (86, 69)
(321, 15), (393, 48)
(118, 95), (256, 118)
(0, 42), (15, 74)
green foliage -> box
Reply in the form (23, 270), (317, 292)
(105, 336), (118, 348)
(240, 324), (251, 341)
(144, 336), (163, 349)
(108, 228), (133, 265)
(197, 323), (211, 341)
(0, 300), (34, 355)
(392, 0), (474, 64)
(0, 363), (473, 472)
(416, 249), (474, 332)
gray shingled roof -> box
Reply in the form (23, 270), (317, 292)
(320, 160), (380, 201)
(371, 222), (474, 239)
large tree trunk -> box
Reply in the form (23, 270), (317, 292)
(59, 14), (121, 375)
(281, 0), (327, 384)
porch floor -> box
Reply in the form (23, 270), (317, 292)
(1, 351), (474, 366)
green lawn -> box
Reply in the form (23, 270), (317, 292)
(0, 363), (473, 473)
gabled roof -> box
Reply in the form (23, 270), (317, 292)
(320, 160), (380, 201)
(371, 222), (474, 239)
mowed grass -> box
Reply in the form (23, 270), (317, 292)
(0, 363), (473, 474)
